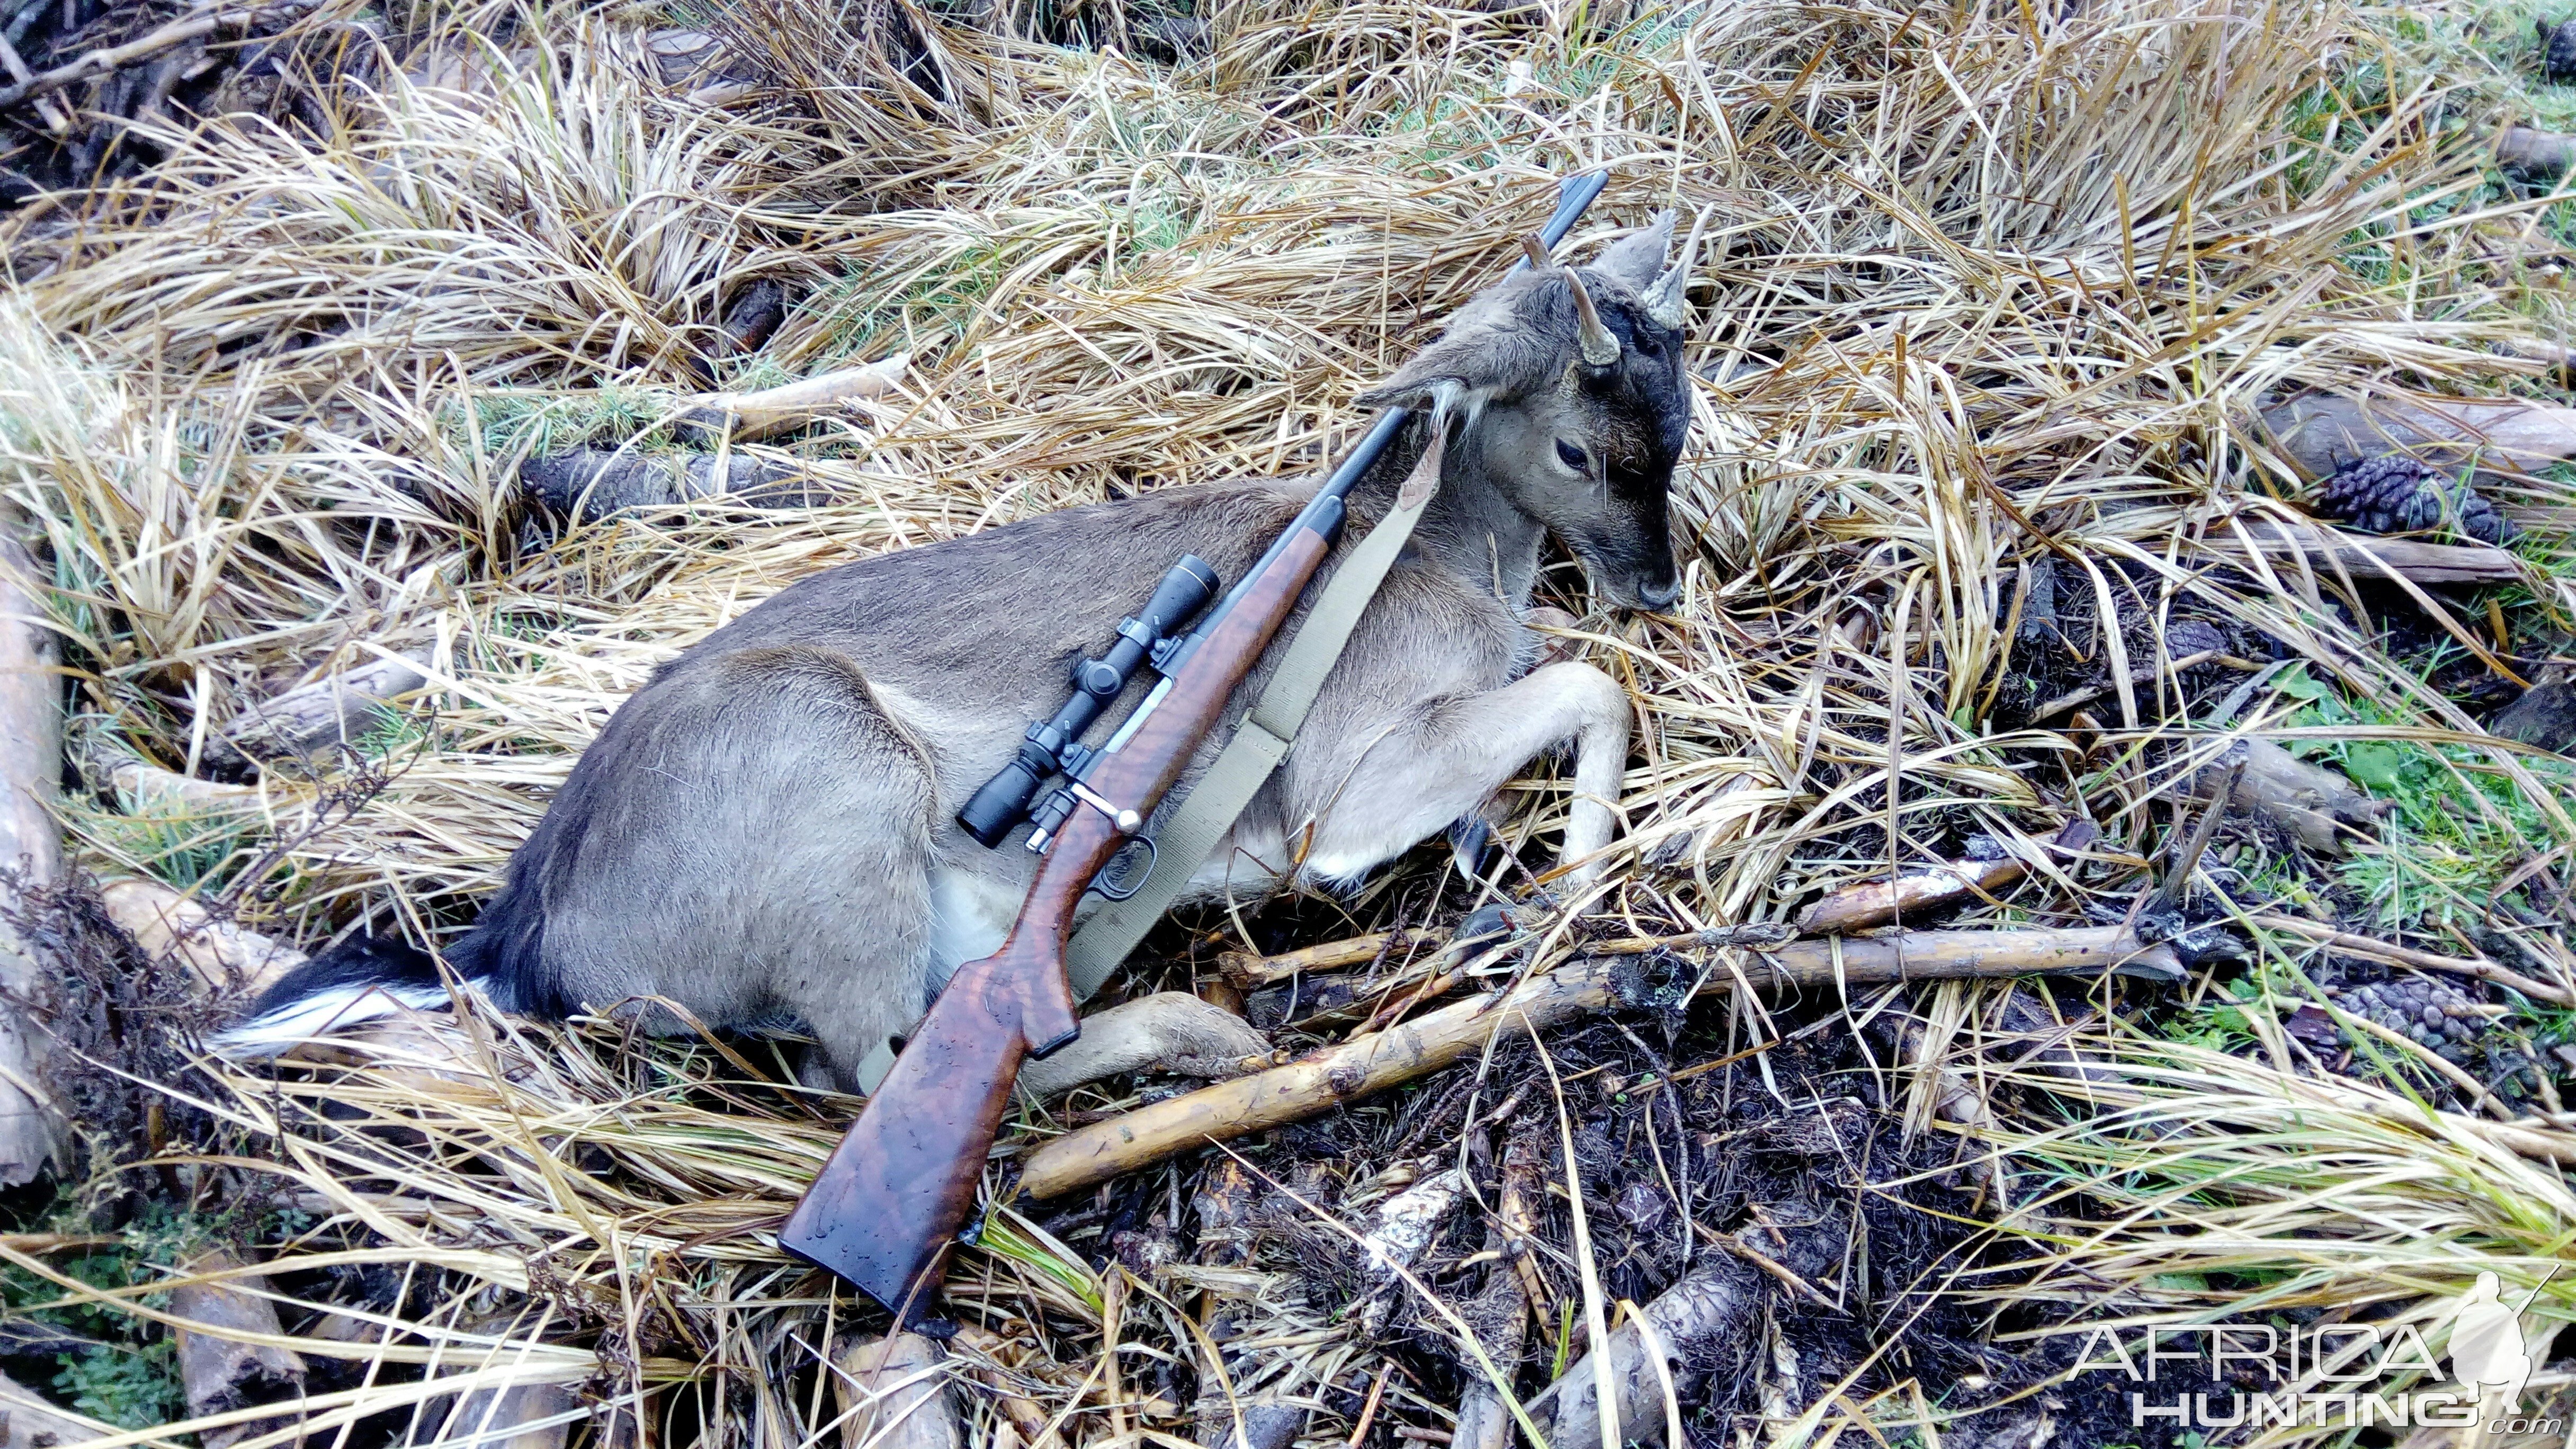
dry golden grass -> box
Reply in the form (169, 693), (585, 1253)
(4, 0), (2576, 1442)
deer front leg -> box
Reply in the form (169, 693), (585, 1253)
(1302, 660), (1631, 889)
(1015, 993), (1271, 1098)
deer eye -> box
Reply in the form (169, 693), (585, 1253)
(1554, 439), (1588, 470)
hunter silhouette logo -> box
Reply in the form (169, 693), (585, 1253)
(2448, 1272), (2534, 1422)
(2081, 1272), (2559, 1432)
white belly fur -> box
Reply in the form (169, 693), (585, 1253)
(927, 867), (1017, 972)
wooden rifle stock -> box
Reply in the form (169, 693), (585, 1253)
(779, 525), (1336, 1313)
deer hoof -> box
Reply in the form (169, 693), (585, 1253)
(1128, 992), (1271, 1078)
(1447, 814), (1495, 878)
(1523, 606), (1583, 669)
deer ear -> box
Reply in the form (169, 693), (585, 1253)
(1591, 210), (1677, 291)
(1353, 312), (1562, 409)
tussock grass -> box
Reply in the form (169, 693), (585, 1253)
(4, 0), (2576, 1442)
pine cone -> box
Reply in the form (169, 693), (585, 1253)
(2315, 455), (2519, 545)
(2323, 976), (2484, 1061)
(2543, 17), (2576, 83)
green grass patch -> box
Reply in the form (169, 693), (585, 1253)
(2273, 661), (2575, 929)
(2, 1202), (208, 1432)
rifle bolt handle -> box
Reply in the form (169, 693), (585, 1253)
(1070, 781), (1142, 833)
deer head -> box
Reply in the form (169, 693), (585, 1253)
(1357, 208), (1705, 610)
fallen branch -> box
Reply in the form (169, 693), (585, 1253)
(98, 878), (307, 999)
(0, 0), (314, 109)
(1217, 928), (1441, 990)
(2217, 518), (2523, 586)
(168, 1250), (307, 1449)
(2497, 126), (2576, 185)
(1015, 927), (2180, 1200)
(0, 1368), (118, 1446)
(221, 651), (428, 762)
(831, 1334), (959, 1449)
(717, 279), (787, 357)
(0, 538), (68, 1185)
(1523, 1260), (1759, 1447)
(424, 1379), (582, 1449)
(1355, 1166), (1463, 1337)
(1799, 820), (2098, 934)
(1553, 922), (1796, 957)
(88, 750), (265, 813)
(518, 450), (816, 521)
(2251, 913), (2575, 1006)
(2257, 391), (2576, 478)
(676, 355), (906, 443)
(2210, 739), (2389, 857)
(1453, 1138), (1540, 1449)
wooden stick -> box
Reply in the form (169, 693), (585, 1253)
(98, 878), (307, 999)
(2210, 739), (2389, 858)
(0, 32), (67, 132)
(92, 752), (265, 813)
(220, 650), (428, 762)
(0, 1368), (118, 1447)
(1798, 820), (2098, 935)
(2251, 913), (2575, 1006)
(1015, 927), (2179, 1200)
(169, 1249), (308, 1449)
(1557, 922), (1797, 958)
(519, 451), (813, 521)
(0, 0), (313, 109)
(2217, 518), (2522, 585)
(0, 538), (67, 1185)
(1524, 1262), (1758, 1448)
(677, 355), (907, 443)
(1215, 928), (1438, 990)
(831, 1333), (960, 1449)
(1453, 1137), (1539, 1449)
(2257, 391), (2576, 478)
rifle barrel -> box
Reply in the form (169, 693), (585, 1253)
(1158, 168), (1607, 677)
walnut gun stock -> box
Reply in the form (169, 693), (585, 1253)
(778, 526), (1334, 1313)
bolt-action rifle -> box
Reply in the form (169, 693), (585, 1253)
(778, 169), (1610, 1315)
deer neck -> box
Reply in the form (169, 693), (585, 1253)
(1349, 414), (1546, 607)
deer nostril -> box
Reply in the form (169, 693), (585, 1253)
(1638, 575), (1681, 610)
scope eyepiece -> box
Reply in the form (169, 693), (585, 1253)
(959, 746), (1050, 848)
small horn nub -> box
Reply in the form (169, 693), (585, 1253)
(1519, 233), (1554, 271)
(1643, 206), (1712, 331)
(1565, 270), (1620, 368)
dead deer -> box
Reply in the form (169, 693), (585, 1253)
(225, 212), (1704, 1094)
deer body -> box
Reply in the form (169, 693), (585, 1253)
(233, 213), (1702, 1093)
